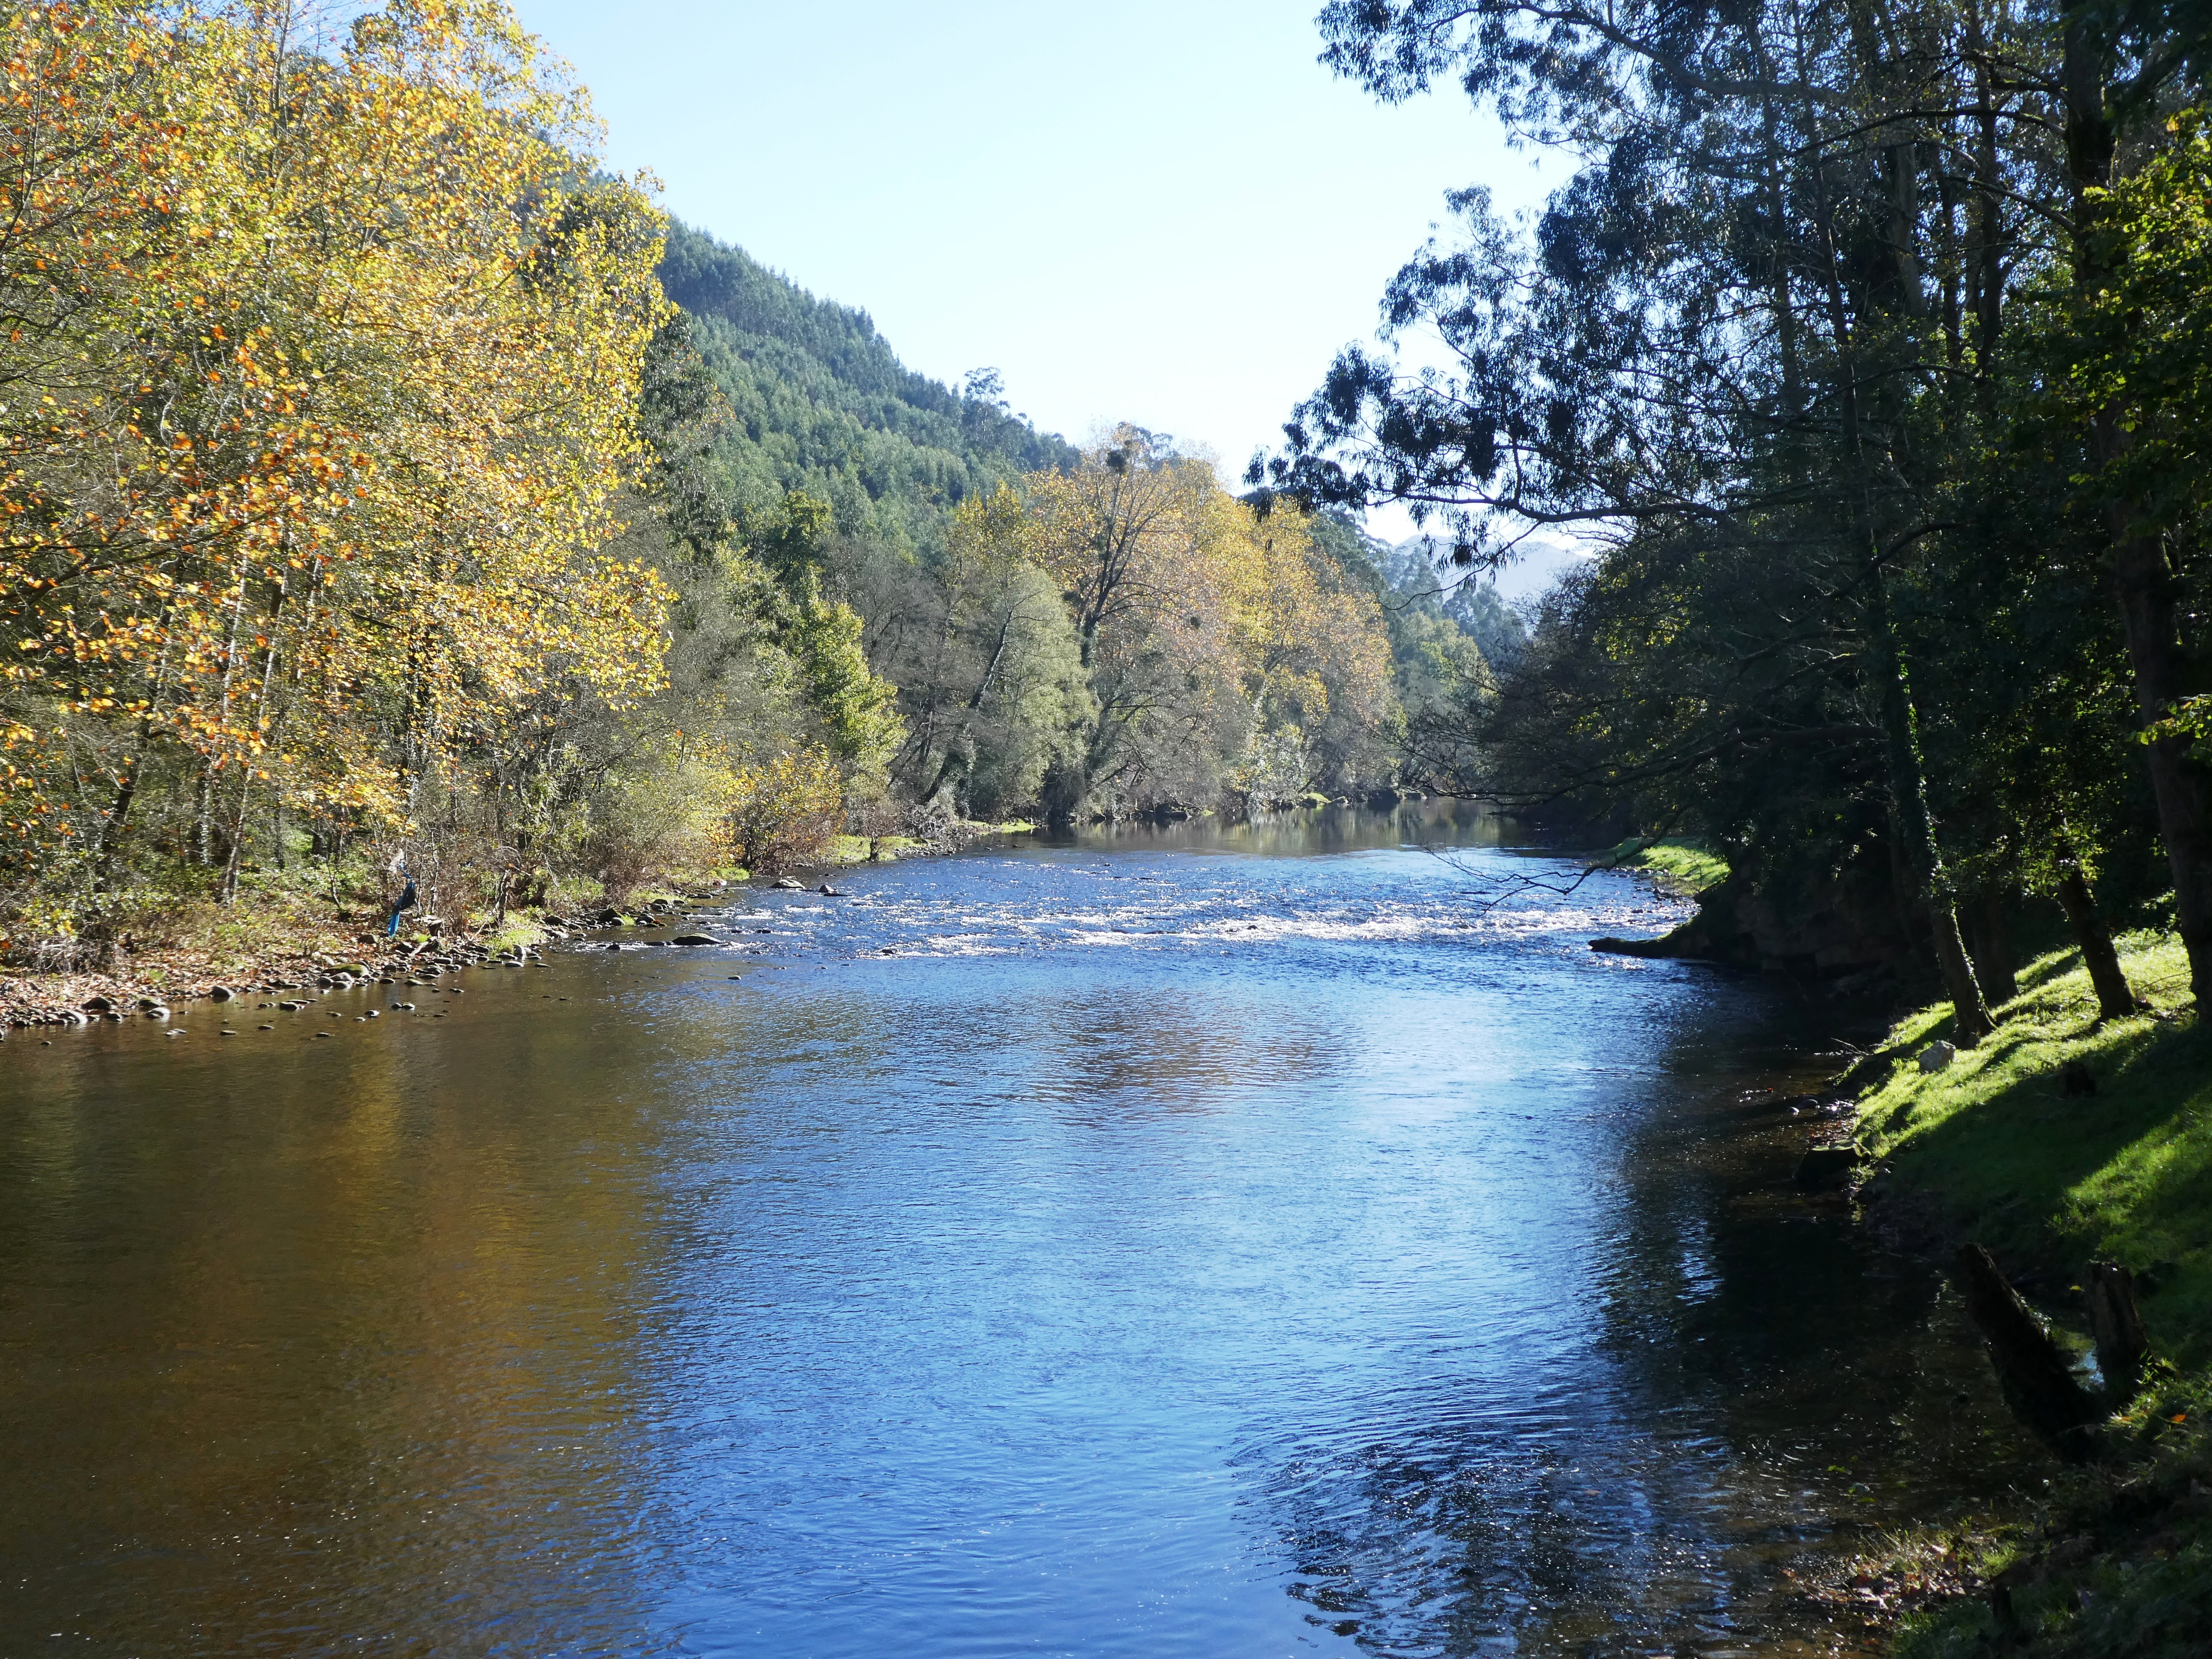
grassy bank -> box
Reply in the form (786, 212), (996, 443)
(1609, 836), (1731, 895)
(1841, 932), (2212, 1657)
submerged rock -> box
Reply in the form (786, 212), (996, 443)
(671, 933), (719, 946)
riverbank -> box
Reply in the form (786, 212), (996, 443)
(0, 818), (1036, 1030)
(1833, 932), (2212, 1656)
(1606, 836), (1731, 897)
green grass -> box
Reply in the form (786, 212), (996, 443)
(1845, 934), (2212, 1657)
(1855, 932), (2212, 1363)
(1611, 835), (1731, 894)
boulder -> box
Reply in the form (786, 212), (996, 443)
(82, 996), (114, 1013)
(772, 877), (804, 891)
(671, 933), (720, 946)
(1917, 1040), (1957, 1073)
(208, 985), (235, 1002)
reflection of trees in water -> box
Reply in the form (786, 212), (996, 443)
(1594, 1075), (2040, 1525)
(1254, 1422), (1740, 1656)
(1246, 1022), (2042, 1656)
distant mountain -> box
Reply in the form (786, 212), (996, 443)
(1389, 533), (1590, 607)
(659, 220), (1080, 559)
(1380, 536), (1530, 669)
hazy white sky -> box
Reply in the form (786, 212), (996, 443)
(511, 0), (1555, 514)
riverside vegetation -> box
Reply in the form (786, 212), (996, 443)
(1245, 2), (2212, 1653)
(0, 0), (1514, 1018)
(16, 0), (2212, 1649)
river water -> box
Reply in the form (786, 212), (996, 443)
(1, 807), (2037, 1656)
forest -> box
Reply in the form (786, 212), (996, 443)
(0, 0), (1503, 967)
(1251, 0), (2212, 1030)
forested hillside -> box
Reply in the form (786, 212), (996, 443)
(660, 222), (1078, 560)
(0, 2), (1485, 983)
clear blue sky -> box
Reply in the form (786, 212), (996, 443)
(511, 0), (1552, 505)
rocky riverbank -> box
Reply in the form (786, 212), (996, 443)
(0, 894), (732, 1032)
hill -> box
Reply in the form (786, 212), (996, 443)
(659, 220), (1080, 560)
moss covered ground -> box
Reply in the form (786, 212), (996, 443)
(1842, 932), (2212, 1658)
(1611, 835), (1732, 894)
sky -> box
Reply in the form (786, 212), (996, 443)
(509, 1), (1578, 590)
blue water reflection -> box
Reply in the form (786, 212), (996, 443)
(0, 809), (2033, 1656)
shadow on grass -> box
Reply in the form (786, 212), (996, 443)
(1861, 937), (2212, 1364)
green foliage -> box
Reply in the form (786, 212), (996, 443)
(660, 220), (1079, 560)
(786, 572), (905, 790)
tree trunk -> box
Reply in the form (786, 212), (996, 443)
(2063, 24), (2212, 1005)
(2053, 865), (2139, 1018)
(1967, 892), (2018, 1006)
(2109, 518), (2212, 1004)
(1796, 87), (1991, 1045)
(1954, 1243), (2106, 1462)
(2083, 1261), (2148, 1401)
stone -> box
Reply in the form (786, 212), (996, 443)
(1917, 1040), (1957, 1072)
(817, 885), (843, 897)
(135, 996), (163, 1010)
(671, 933), (719, 946)
(772, 877), (804, 890)
(209, 986), (234, 1002)
(82, 996), (113, 1013)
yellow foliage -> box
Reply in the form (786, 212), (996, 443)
(727, 747), (844, 874)
(0, 0), (669, 863)
(1021, 428), (1395, 804)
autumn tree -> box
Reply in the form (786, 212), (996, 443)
(0, 0), (670, 939)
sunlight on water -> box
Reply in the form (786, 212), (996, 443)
(0, 806), (2037, 1656)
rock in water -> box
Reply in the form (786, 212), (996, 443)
(772, 877), (804, 891)
(817, 885), (843, 897)
(671, 933), (720, 946)
(208, 985), (234, 1002)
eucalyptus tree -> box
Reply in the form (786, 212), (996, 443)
(1258, 0), (2212, 1019)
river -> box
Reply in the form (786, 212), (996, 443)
(0, 806), (2037, 1656)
